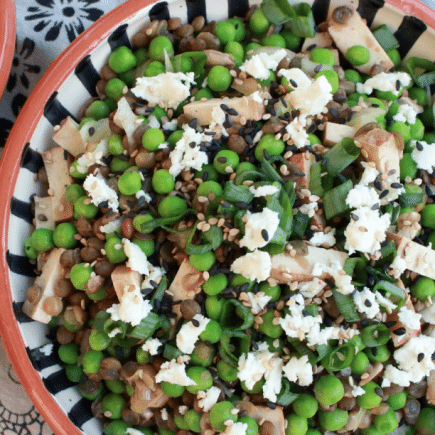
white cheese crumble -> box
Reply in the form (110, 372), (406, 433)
(306, 324), (340, 346)
(240, 49), (288, 80)
(312, 260), (354, 295)
(344, 206), (390, 255)
(390, 255), (407, 275)
(297, 278), (326, 298)
(76, 138), (109, 175)
(142, 265), (165, 290)
(393, 104), (418, 124)
(230, 249), (272, 282)
(351, 386), (366, 397)
(411, 141), (435, 171)
(176, 314), (210, 354)
(374, 291), (397, 310)
(398, 306), (421, 330)
(381, 365), (411, 388)
(354, 287), (380, 318)
(83, 172), (119, 211)
(161, 408), (169, 421)
(360, 162), (379, 186)
(223, 422), (248, 435)
(132, 72), (195, 109)
(357, 72), (412, 96)
(249, 185), (279, 197)
(163, 119), (178, 131)
(100, 216), (124, 233)
(285, 117), (308, 149)
(135, 189), (152, 203)
(39, 343), (54, 356)
(251, 90), (264, 103)
(108, 327), (122, 338)
(309, 229), (336, 247)
(346, 185), (379, 209)
(148, 115), (161, 129)
(278, 68), (312, 89)
(288, 75), (333, 117)
(207, 105), (228, 136)
(282, 355), (313, 387)
(169, 125), (211, 177)
(420, 304), (435, 325)
(394, 335), (435, 383)
(239, 208), (280, 251)
(142, 338), (161, 355)
(246, 291), (272, 314)
(197, 386), (221, 412)
(113, 97), (138, 145)
(155, 358), (196, 386)
(107, 285), (153, 327)
(123, 239), (150, 276)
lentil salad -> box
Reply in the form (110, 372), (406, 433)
(20, 2), (435, 435)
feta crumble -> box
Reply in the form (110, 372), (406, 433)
(113, 97), (138, 145)
(282, 355), (313, 386)
(393, 104), (418, 124)
(351, 386), (365, 397)
(346, 185), (379, 209)
(239, 208), (280, 251)
(240, 49), (288, 80)
(132, 72), (195, 109)
(278, 68), (312, 89)
(312, 260), (354, 295)
(411, 140), (435, 171)
(83, 172), (119, 211)
(155, 358), (196, 386)
(142, 338), (161, 355)
(223, 422), (248, 435)
(357, 72), (412, 96)
(360, 162), (379, 186)
(100, 216), (124, 233)
(142, 265), (165, 290)
(398, 306), (421, 330)
(169, 125), (211, 177)
(230, 249), (272, 282)
(285, 117), (308, 149)
(374, 291), (397, 310)
(297, 278), (326, 298)
(390, 255), (407, 275)
(176, 314), (210, 354)
(197, 386), (221, 412)
(76, 138), (109, 177)
(246, 291), (272, 314)
(251, 90), (264, 104)
(123, 239), (150, 276)
(344, 206), (390, 255)
(382, 365), (411, 388)
(354, 287), (380, 318)
(309, 229), (336, 247)
(249, 185), (279, 197)
(108, 327), (122, 338)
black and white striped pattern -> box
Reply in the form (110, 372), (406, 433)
(5, 0), (435, 433)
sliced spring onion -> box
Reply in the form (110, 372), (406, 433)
(151, 276), (168, 307)
(373, 280), (405, 308)
(348, 335), (366, 353)
(343, 256), (368, 285)
(399, 191), (424, 207)
(372, 24), (399, 52)
(347, 107), (386, 131)
(321, 343), (355, 371)
(360, 324), (391, 347)
(219, 331), (251, 366)
(223, 181), (254, 204)
(128, 312), (161, 340)
(276, 379), (299, 406)
(374, 241), (397, 269)
(309, 161), (325, 198)
(406, 57), (435, 88)
(332, 288), (360, 323)
(220, 299), (254, 331)
(291, 211), (310, 239)
(103, 318), (128, 338)
(92, 310), (111, 330)
(324, 138), (360, 177)
(290, 339), (317, 364)
(186, 221), (214, 255)
(137, 212), (186, 233)
(261, 157), (286, 185)
(304, 303), (318, 317)
(323, 180), (353, 220)
(262, 226), (288, 254)
(163, 342), (184, 361)
(233, 169), (265, 185)
(201, 225), (223, 250)
(315, 344), (333, 361)
(172, 52), (207, 85)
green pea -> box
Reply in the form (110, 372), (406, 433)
(142, 127), (166, 151)
(101, 392), (127, 419)
(104, 420), (129, 435)
(199, 319), (222, 343)
(213, 150), (240, 174)
(190, 341), (215, 367)
(345, 69), (362, 83)
(53, 222), (78, 249)
(255, 134), (285, 162)
(346, 45), (370, 66)
(215, 20), (236, 45)
(189, 251), (216, 271)
(244, 42), (262, 55)
(105, 78), (126, 101)
(74, 196), (99, 219)
(376, 86), (403, 102)
(105, 379), (125, 394)
(144, 60), (165, 77)
(105, 237), (127, 264)
(203, 273), (228, 296)
(133, 213), (154, 233)
(318, 409), (349, 431)
(280, 28), (301, 51)
(409, 87), (428, 106)
(356, 381), (383, 409)
(24, 237), (38, 259)
(109, 46), (136, 74)
(58, 343), (80, 364)
(108, 134), (124, 156)
(158, 196), (187, 218)
(85, 100), (111, 120)
(134, 47), (148, 65)
(285, 414), (308, 435)
(132, 237), (155, 256)
(184, 409), (202, 433)
(366, 344), (390, 363)
(309, 48), (335, 66)
(88, 287), (107, 301)
(308, 133), (322, 146)
(30, 228), (54, 252)
(195, 164), (219, 182)
(374, 408), (398, 433)
(249, 8), (270, 35)
(82, 349), (105, 374)
(195, 88), (214, 101)
(415, 407), (435, 435)
(238, 416), (258, 435)
(351, 351), (370, 375)
(65, 184), (86, 204)
(410, 117), (425, 141)
(186, 367), (213, 394)
(411, 276), (435, 301)
(118, 170), (142, 195)
(110, 156), (130, 173)
(228, 17), (246, 42)
(315, 69), (339, 93)
(209, 401), (238, 431)
(89, 330), (111, 351)
(236, 161), (256, 175)
(65, 364), (84, 383)
(400, 153), (418, 181)
(152, 169), (175, 194)
(241, 378), (265, 393)
(70, 262), (94, 290)
(174, 415), (189, 430)
(79, 379), (104, 401)
(261, 34), (286, 48)
(161, 381), (185, 397)
(70, 161), (87, 178)
(197, 180), (223, 198)
(167, 129), (184, 147)
(149, 36), (174, 62)
(258, 309), (283, 338)
(387, 121), (410, 143)
(306, 430), (322, 435)
(421, 104), (435, 128)
(387, 48), (401, 66)
(225, 41), (244, 66)
(386, 391), (407, 411)
(205, 295), (225, 320)
(422, 204), (435, 229)
(314, 374), (344, 406)
(207, 66), (232, 92)
(217, 359), (238, 382)
(292, 393), (318, 418)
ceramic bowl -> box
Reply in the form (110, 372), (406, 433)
(1, 0), (435, 434)
(0, 0), (16, 98)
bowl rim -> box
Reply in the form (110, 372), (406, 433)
(0, 0), (16, 98)
(1, 0), (435, 434)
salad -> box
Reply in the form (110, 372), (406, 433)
(21, 1), (435, 435)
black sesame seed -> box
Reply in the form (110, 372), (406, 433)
(261, 229), (269, 241)
(117, 154), (130, 161)
(266, 402), (276, 410)
(385, 321), (397, 328)
(308, 123), (316, 133)
(371, 203), (380, 210)
(269, 107), (277, 116)
(263, 149), (270, 160)
(224, 221), (234, 229)
(417, 352), (425, 362)
(289, 79), (298, 88)
(337, 118), (346, 124)
(329, 108), (339, 118)
(191, 318), (200, 327)
(375, 387), (383, 397)
(364, 299), (372, 307)
(307, 44), (317, 51)
(416, 141), (424, 151)
(145, 106), (155, 113)
(88, 127), (95, 136)
(350, 212), (359, 221)
(235, 201), (250, 210)
(394, 327), (406, 336)
(189, 141), (196, 149)
(391, 182), (403, 189)
(251, 340), (259, 351)
(217, 156), (227, 164)
(324, 278), (334, 288)
(98, 200), (109, 209)
(361, 319), (370, 327)
(227, 108), (238, 116)
(280, 97), (288, 108)
(372, 347), (378, 356)
(395, 80), (401, 91)
(379, 189), (389, 199)
(220, 103), (229, 111)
